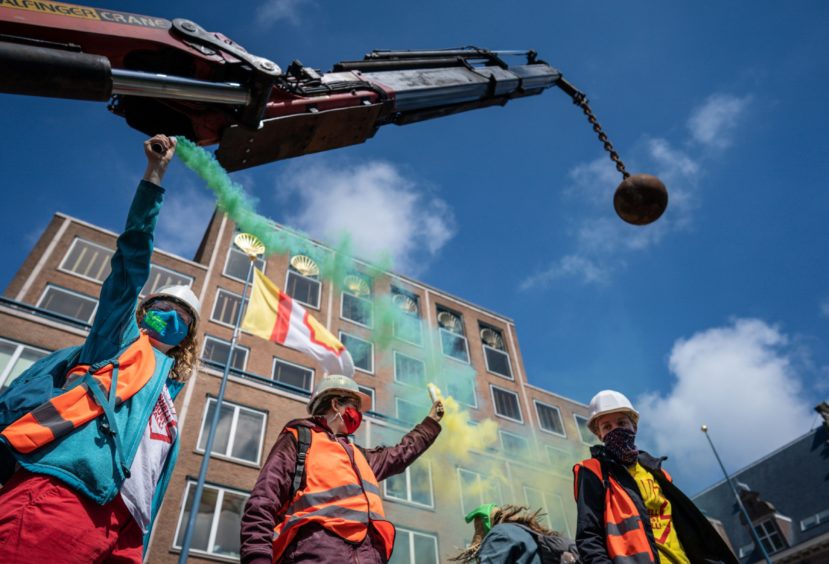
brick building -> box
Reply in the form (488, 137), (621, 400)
(1, 206), (595, 563)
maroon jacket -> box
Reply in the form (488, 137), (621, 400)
(241, 416), (442, 564)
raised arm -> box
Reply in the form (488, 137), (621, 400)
(366, 400), (443, 481)
(78, 135), (176, 364)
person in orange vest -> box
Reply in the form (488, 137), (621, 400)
(240, 373), (444, 564)
(0, 135), (202, 563)
(572, 390), (736, 564)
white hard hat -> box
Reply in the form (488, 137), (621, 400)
(308, 374), (372, 414)
(587, 390), (639, 436)
(142, 284), (201, 324)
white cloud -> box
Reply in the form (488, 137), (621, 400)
(520, 254), (609, 289)
(276, 159), (456, 274)
(257, 0), (313, 26)
(155, 184), (216, 259)
(687, 94), (751, 149)
(637, 318), (814, 491)
(820, 297), (829, 319)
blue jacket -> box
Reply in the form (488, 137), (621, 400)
(12, 181), (184, 545)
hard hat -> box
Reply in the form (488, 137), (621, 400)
(142, 284), (201, 324)
(586, 390), (639, 436)
(308, 374), (372, 414)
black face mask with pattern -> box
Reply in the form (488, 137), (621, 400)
(603, 427), (639, 465)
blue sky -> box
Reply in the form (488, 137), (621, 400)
(1, 0), (828, 492)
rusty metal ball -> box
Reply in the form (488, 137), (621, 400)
(613, 174), (668, 225)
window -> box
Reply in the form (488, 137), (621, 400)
(285, 269), (321, 309)
(447, 375), (477, 408)
(197, 398), (267, 465)
(535, 401), (566, 436)
(341, 274), (373, 327)
(358, 385), (375, 411)
(142, 264), (193, 296)
(389, 528), (439, 564)
(340, 332), (373, 373)
(174, 481), (248, 559)
(394, 352), (426, 387)
(60, 238), (112, 282)
(37, 285), (97, 323)
(392, 288), (422, 346)
(272, 357), (314, 392)
(546, 445), (572, 477)
(374, 425), (434, 509)
(202, 336), (248, 371)
(223, 244), (266, 282)
(574, 414), (597, 444)
(491, 385), (523, 423)
(500, 430), (529, 458)
(395, 397), (429, 425)
(801, 508), (829, 531)
(523, 487), (570, 536)
(0, 339), (49, 390)
(754, 519), (787, 553)
(457, 468), (502, 516)
(211, 288), (245, 327)
(437, 307), (469, 363)
(480, 325), (512, 378)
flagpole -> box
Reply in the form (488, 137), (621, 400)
(179, 233), (265, 563)
(700, 425), (772, 564)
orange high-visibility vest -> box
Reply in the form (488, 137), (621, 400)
(272, 425), (395, 562)
(1, 334), (156, 453)
(574, 458), (672, 564)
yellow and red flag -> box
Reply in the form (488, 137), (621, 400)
(242, 268), (355, 377)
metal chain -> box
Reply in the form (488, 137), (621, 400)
(576, 98), (629, 179)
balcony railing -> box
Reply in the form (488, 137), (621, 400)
(0, 295), (92, 331)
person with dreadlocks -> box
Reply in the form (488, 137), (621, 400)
(0, 135), (202, 563)
(451, 503), (580, 563)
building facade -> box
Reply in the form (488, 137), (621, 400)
(693, 408), (829, 564)
(1, 206), (596, 563)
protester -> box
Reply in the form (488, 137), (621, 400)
(0, 135), (201, 563)
(241, 373), (444, 563)
(452, 503), (580, 563)
(573, 390), (737, 564)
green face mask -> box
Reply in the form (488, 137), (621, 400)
(464, 503), (498, 535)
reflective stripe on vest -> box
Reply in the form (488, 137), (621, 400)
(573, 458), (657, 564)
(272, 425), (395, 562)
(1, 334), (156, 453)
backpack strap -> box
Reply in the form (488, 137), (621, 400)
(291, 425), (312, 497)
(82, 357), (131, 478)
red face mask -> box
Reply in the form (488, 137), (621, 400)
(341, 406), (363, 434)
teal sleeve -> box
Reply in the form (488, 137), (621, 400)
(79, 180), (165, 364)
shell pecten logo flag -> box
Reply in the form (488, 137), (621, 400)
(242, 268), (355, 377)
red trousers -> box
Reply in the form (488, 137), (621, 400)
(0, 470), (143, 563)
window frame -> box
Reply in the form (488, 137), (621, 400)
(210, 288), (246, 329)
(800, 508), (829, 531)
(58, 237), (113, 283)
(534, 400), (567, 438)
(395, 397), (430, 426)
(172, 480), (250, 559)
(499, 429), (530, 458)
(489, 384), (524, 424)
(201, 335), (250, 372)
(0, 338), (49, 389)
(141, 263), (194, 298)
(391, 288), (423, 347)
(446, 374), (478, 410)
(36, 284), (99, 324)
(457, 467), (503, 518)
(222, 243), (266, 284)
(392, 527), (440, 564)
(482, 343), (514, 380)
(754, 518), (788, 553)
(195, 397), (268, 466)
(522, 486), (571, 537)
(573, 413), (597, 445)
(358, 385), (375, 411)
(393, 350), (426, 388)
(271, 356), (315, 393)
(339, 330), (374, 374)
(439, 327), (470, 364)
(340, 290), (374, 329)
(284, 269), (321, 310)
(383, 454), (435, 509)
